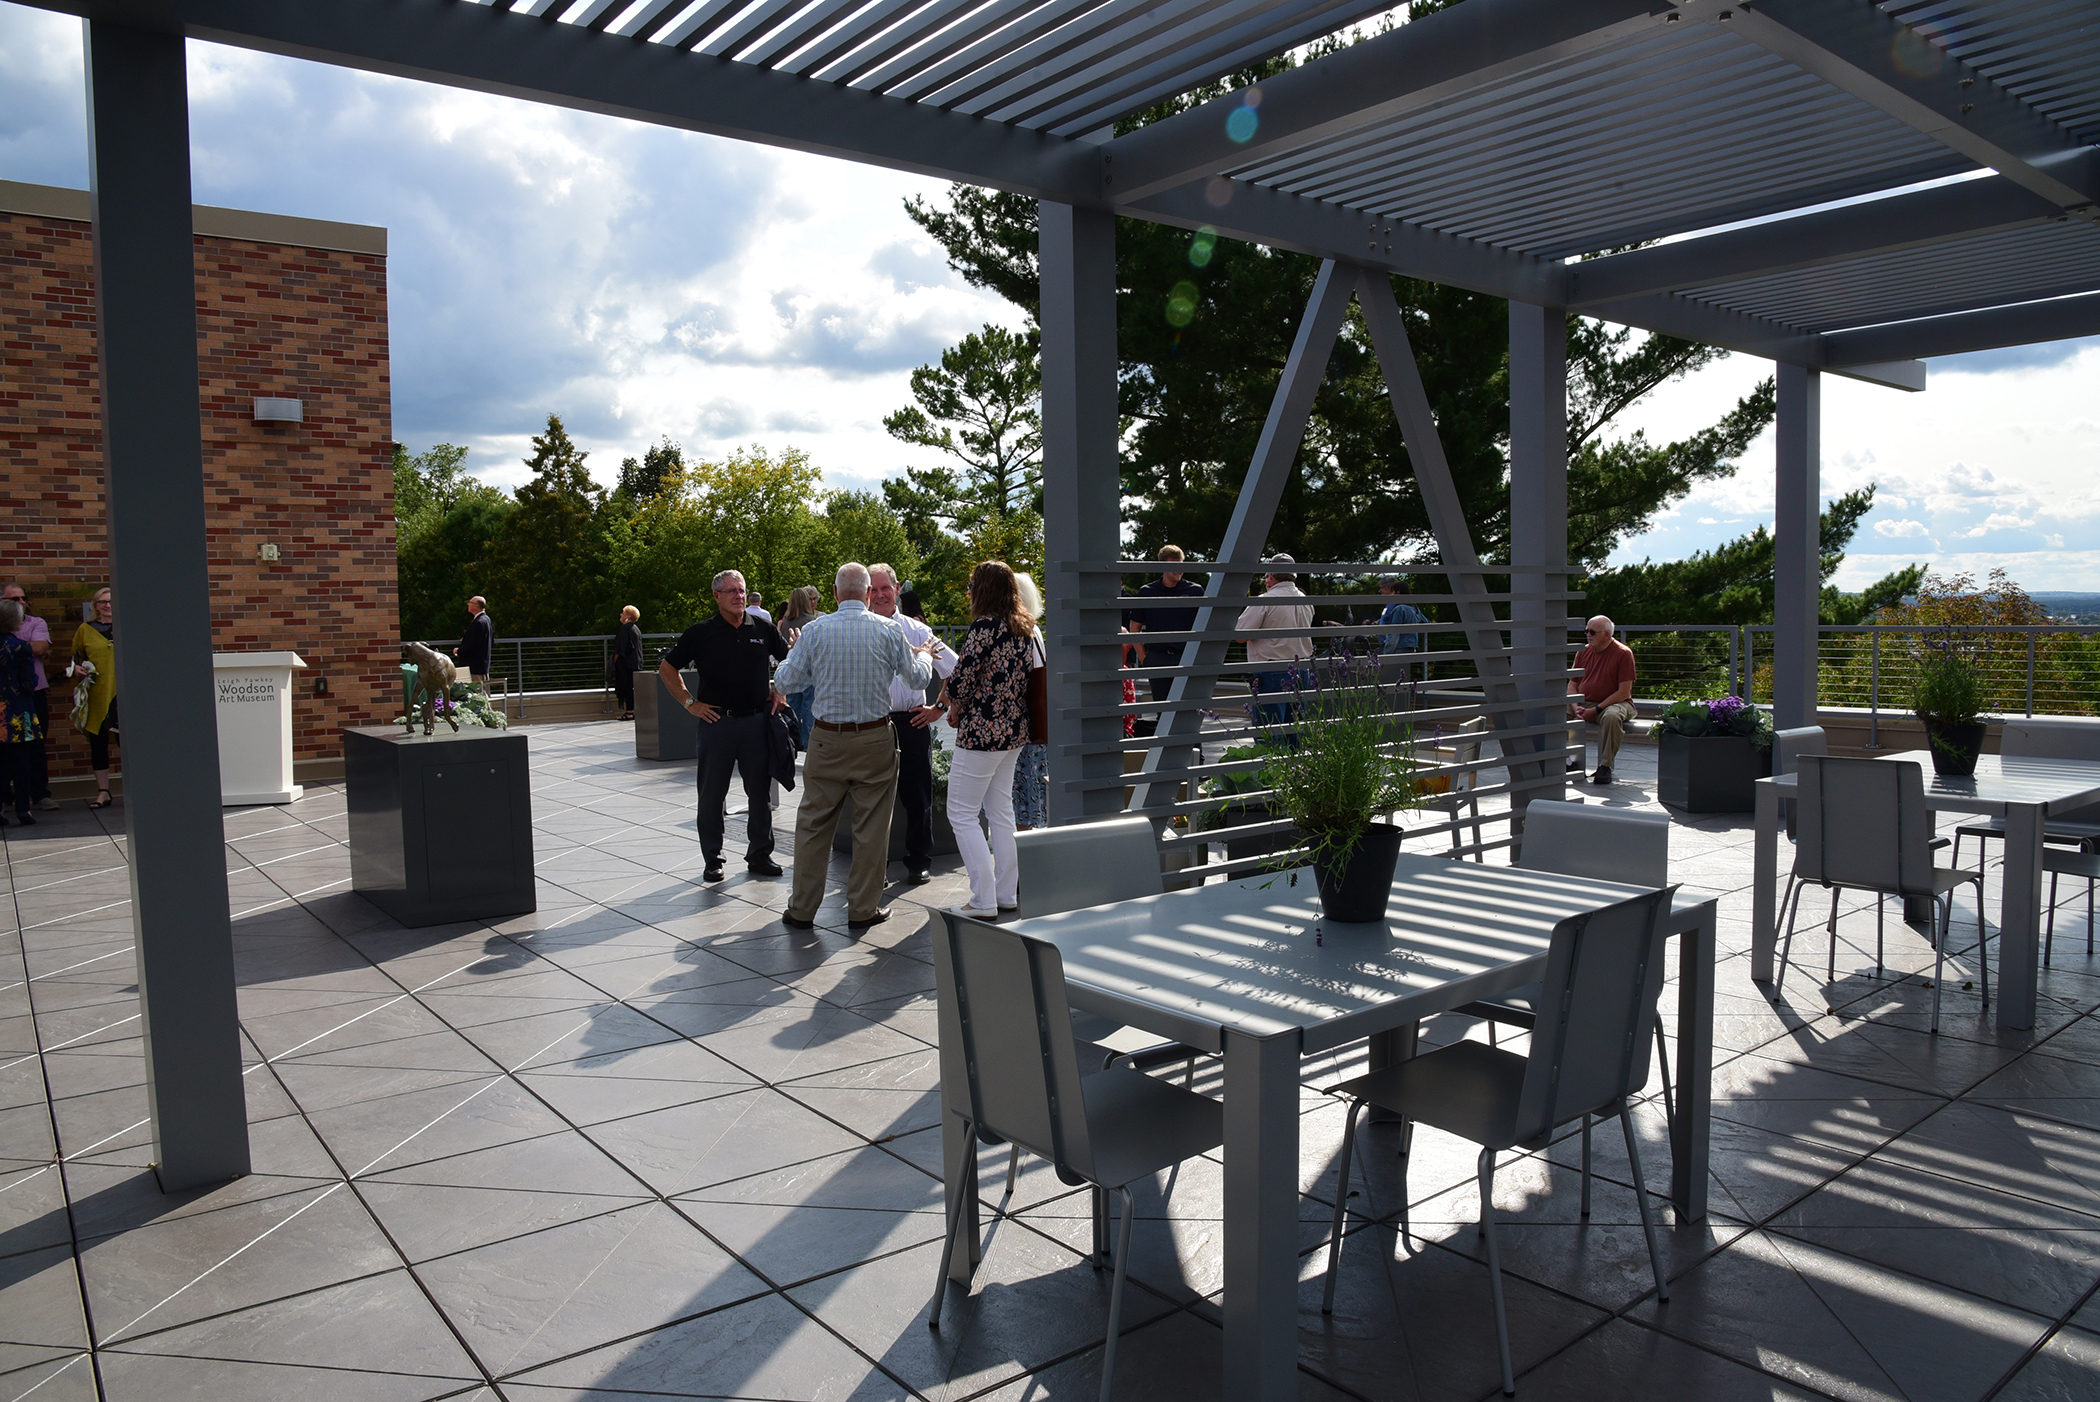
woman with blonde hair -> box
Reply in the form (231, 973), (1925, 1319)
(943, 561), (1035, 916)
(1010, 572), (1049, 830)
(613, 605), (643, 720)
(69, 588), (117, 809)
(775, 585), (824, 743)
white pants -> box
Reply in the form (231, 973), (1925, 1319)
(947, 745), (1022, 910)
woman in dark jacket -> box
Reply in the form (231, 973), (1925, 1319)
(1, 599), (44, 828)
(613, 605), (643, 720)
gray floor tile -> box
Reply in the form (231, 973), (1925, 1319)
(1997, 1324), (2100, 1402)
(505, 1289), (894, 1399)
(1511, 1318), (1822, 1400)
(415, 1201), (769, 1376)
(0, 1352), (97, 1402)
(585, 1088), (864, 1196)
(0, 1245), (88, 1350)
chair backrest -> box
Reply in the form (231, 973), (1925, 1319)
(2001, 718), (2100, 824)
(1794, 755), (1935, 896)
(1014, 816), (1162, 919)
(1773, 725), (1827, 777)
(1514, 885), (1677, 1142)
(935, 911), (1097, 1186)
(1517, 799), (1670, 888)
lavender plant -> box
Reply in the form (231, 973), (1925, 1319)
(1657, 694), (1773, 751)
(1253, 647), (1421, 872)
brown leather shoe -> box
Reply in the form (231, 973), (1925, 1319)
(847, 907), (891, 930)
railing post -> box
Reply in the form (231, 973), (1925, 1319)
(1868, 627), (1880, 750)
(1745, 629), (1755, 704)
(2025, 630), (2036, 717)
(517, 639), (526, 720)
(1728, 625), (1739, 698)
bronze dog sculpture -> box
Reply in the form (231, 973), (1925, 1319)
(402, 642), (460, 736)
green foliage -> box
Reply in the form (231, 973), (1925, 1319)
(616, 438), (684, 503)
(1913, 651), (1988, 727)
(1583, 486), (1921, 626)
(482, 415), (610, 637)
(1656, 696), (1774, 751)
(392, 442), (514, 640)
(884, 324), (1041, 527)
(1254, 659), (1421, 871)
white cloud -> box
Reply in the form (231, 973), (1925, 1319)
(1874, 519), (1931, 539)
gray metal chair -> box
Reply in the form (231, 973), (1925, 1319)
(1453, 800), (1676, 1212)
(2045, 847), (2099, 967)
(1781, 755), (1986, 1032)
(930, 912), (1223, 1402)
(1321, 885), (1680, 1397)
(1422, 715), (1488, 860)
(1950, 722), (2100, 941)
(1773, 724), (1826, 841)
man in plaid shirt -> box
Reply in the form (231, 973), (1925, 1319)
(774, 562), (938, 929)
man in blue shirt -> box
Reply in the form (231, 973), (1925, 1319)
(772, 562), (938, 930)
(1377, 576), (1428, 678)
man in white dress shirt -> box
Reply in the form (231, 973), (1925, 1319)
(868, 564), (957, 883)
(1236, 554), (1315, 727)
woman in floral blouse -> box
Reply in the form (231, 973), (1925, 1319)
(943, 560), (1036, 916)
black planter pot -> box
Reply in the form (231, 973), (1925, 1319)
(1313, 823), (1404, 923)
(1656, 731), (1771, 813)
(1923, 719), (1987, 777)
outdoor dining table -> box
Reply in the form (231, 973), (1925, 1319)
(933, 850), (1719, 1402)
(1751, 753), (2100, 1031)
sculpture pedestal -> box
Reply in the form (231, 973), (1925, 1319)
(345, 726), (535, 928)
(635, 666), (702, 761)
(214, 650), (306, 805)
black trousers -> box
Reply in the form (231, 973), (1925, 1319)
(696, 712), (774, 864)
(613, 662), (636, 710)
(892, 710), (933, 870)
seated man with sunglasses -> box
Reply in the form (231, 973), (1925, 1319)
(1568, 614), (1636, 786)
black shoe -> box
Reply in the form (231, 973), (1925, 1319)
(848, 907), (891, 930)
(782, 911), (817, 930)
(1566, 756), (1586, 773)
(703, 860), (726, 882)
(13, 813), (33, 826)
(907, 867), (931, 885)
(1590, 766), (1613, 786)
(747, 858), (783, 877)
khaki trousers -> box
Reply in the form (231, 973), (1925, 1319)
(789, 724), (898, 923)
(1582, 701), (1639, 769)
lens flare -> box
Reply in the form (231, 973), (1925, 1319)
(1189, 226), (1218, 267)
(1165, 280), (1201, 327)
(1226, 105), (1259, 143)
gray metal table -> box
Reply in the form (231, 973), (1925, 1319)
(1752, 753), (2100, 1030)
(935, 851), (1717, 1402)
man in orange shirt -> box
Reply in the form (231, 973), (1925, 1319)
(1568, 614), (1636, 786)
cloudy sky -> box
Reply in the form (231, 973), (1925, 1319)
(5, 3), (2096, 590)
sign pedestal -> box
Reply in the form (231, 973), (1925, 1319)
(213, 650), (307, 805)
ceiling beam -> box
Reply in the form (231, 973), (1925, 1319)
(1566, 175), (2062, 306)
(1713, 0), (2100, 214)
(21, 0), (1104, 202)
(1822, 292), (2100, 365)
(1099, 0), (1669, 205)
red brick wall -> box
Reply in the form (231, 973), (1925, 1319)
(1, 205), (397, 780)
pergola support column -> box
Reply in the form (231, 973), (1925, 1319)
(84, 20), (249, 1192)
(1508, 300), (1568, 809)
(1773, 362), (1822, 731)
(1039, 201), (1123, 824)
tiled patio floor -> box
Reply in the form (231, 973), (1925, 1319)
(5, 723), (2100, 1400)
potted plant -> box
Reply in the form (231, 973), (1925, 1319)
(1656, 695), (1772, 812)
(1913, 650), (1991, 776)
(1255, 655), (1421, 922)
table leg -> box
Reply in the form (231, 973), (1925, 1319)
(1670, 910), (1714, 1220)
(1752, 781), (1779, 982)
(929, 920), (981, 1285)
(1364, 1023), (1417, 1124)
(1222, 1028), (1301, 1402)
(1998, 803), (2043, 1031)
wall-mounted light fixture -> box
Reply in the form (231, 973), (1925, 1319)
(252, 396), (304, 424)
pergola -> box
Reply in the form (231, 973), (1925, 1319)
(26, 4), (2100, 1391)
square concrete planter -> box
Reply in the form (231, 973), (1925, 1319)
(345, 725), (536, 927)
(1657, 730), (1770, 813)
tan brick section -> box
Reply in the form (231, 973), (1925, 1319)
(1, 180), (397, 786)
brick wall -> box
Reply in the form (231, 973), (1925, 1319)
(1, 185), (396, 782)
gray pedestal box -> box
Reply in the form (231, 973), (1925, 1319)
(345, 725), (536, 928)
(635, 666), (702, 761)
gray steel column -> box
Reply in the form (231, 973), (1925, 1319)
(1773, 363), (1821, 731)
(1508, 300), (1568, 807)
(85, 20), (249, 1191)
(1039, 201), (1122, 824)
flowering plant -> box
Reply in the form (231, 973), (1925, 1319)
(1250, 648), (1421, 872)
(1657, 695), (1772, 751)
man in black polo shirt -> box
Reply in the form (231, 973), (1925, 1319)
(658, 569), (790, 882)
(1123, 544), (1207, 731)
